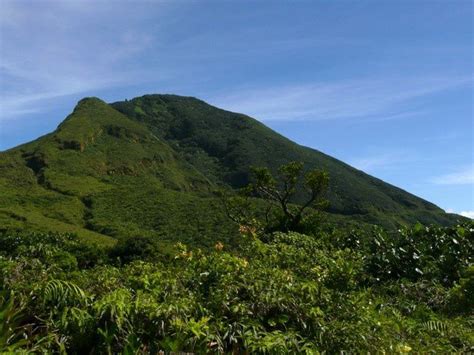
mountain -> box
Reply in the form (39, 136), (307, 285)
(0, 95), (462, 246)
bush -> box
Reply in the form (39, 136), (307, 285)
(447, 265), (474, 315)
(365, 223), (473, 285)
(109, 235), (162, 264)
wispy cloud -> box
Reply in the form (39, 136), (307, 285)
(431, 166), (474, 185)
(348, 150), (420, 174)
(0, 0), (170, 120)
(350, 154), (399, 172)
(166, 30), (367, 60)
(210, 76), (472, 122)
(420, 131), (461, 143)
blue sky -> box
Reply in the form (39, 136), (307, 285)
(0, 0), (472, 216)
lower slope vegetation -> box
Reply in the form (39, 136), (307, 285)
(0, 223), (472, 352)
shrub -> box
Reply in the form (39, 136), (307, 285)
(109, 235), (162, 264)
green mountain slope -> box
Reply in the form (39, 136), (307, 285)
(112, 94), (459, 227)
(0, 98), (235, 247)
(0, 95), (462, 246)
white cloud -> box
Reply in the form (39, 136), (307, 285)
(459, 211), (474, 219)
(209, 76), (472, 122)
(431, 166), (474, 185)
(446, 209), (474, 219)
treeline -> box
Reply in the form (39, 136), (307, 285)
(0, 221), (472, 353)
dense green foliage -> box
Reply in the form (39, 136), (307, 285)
(0, 95), (464, 248)
(0, 222), (472, 353)
(0, 93), (470, 352)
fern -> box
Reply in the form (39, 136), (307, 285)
(0, 291), (27, 352)
(422, 320), (448, 335)
(43, 280), (89, 308)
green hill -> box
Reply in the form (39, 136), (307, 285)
(0, 95), (462, 246)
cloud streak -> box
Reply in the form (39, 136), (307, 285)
(349, 153), (402, 172)
(210, 76), (472, 122)
(431, 166), (474, 185)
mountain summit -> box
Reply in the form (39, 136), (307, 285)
(0, 94), (461, 246)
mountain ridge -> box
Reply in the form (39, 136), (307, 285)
(0, 94), (464, 246)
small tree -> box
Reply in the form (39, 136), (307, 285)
(221, 161), (329, 233)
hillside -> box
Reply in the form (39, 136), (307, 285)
(113, 95), (460, 227)
(0, 95), (462, 246)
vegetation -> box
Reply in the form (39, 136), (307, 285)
(0, 94), (471, 352)
(222, 161), (329, 233)
(0, 221), (472, 353)
(0, 95), (465, 248)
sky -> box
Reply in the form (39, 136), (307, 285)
(0, 0), (473, 217)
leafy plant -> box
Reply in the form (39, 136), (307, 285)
(0, 291), (26, 352)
